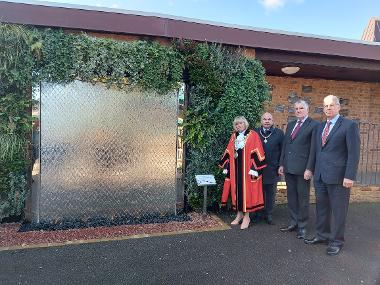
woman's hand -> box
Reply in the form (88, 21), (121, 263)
(248, 169), (258, 178)
(223, 169), (228, 175)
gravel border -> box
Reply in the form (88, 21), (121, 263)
(0, 213), (229, 250)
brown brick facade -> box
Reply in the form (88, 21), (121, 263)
(265, 76), (380, 125)
(266, 76), (380, 203)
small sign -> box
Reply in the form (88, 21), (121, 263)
(195, 175), (216, 186)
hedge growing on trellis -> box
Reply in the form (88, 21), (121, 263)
(0, 23), (269, 220)
(178, 41), (269, 209)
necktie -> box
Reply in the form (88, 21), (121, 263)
(322, 121), (331, 146)
(291, 120), (302, 140)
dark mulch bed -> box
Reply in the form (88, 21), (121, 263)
(0, 212), (227, 249)
(19, 213), (191, 232)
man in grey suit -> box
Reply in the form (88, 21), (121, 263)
(279, 100), (318, 239)
(305, 95), (360, 256)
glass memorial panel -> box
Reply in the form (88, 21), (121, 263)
(37, 81), (177, 221)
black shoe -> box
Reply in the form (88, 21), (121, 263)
(280, 225), (298, 232)
(265, 216), (275, 225)
(326, 245), (342, 256)
(296, 228), (306, 239)
(304, 237), (329, 245)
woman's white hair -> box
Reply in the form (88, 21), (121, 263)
(233, 116), (249, 131)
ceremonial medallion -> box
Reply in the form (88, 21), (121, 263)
(260, 129), (272, 144)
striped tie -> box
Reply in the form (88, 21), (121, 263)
(322, 121), (331, 146)
(291, 120), (302, 140)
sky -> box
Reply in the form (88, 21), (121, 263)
(24, 0), (380, 40)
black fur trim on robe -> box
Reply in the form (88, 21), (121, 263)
(250, 152), (267, 176)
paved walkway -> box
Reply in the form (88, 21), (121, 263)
(0, 202), (379, 285)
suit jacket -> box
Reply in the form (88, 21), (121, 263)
(255, 127), (284, 184)
(280, 117), (318, 175)
(314, 116), (360, 184)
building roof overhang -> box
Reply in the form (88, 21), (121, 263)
(1, 0), (380, 82)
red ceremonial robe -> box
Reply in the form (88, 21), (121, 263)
(219, 129), (266, 212)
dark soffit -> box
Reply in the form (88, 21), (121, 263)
(256, 49), (380, 83)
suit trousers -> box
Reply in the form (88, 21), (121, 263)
(314, 178), (350, 246)
(263, 183), (276, 216)
(285, 173), (310, 228)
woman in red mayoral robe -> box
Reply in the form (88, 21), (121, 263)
(219, 116), (266, 229)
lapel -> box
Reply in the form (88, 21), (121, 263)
(270, 127), (276, 138)
(267, 127), (275, 144)
(317, 122), (324, 145)
(323, 116), (343, 147)
(287, 120), (297, 139)
(298, 117), (311, 136)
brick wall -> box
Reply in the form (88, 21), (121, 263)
(265, 76), (380, 126)
(267, 76), (380, 203)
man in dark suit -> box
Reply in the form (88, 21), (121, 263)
(279, 100), (318, 239)
(304, 95), (360, 256)
(255, 112), (284, 225)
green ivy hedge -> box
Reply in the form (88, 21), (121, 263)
(0, 24), (38, 220)
(0, 23), (269, 219)
(180, 41), (269, 209)
(38, 29), (183, 93)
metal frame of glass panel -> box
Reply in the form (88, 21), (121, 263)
(31, 81), (179, 222)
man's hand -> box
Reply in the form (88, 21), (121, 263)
(278, 166), (284, 176)
(304, 169), (313, 180)
(343, 178), (354, 188)
(222, 169), (228, 175)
